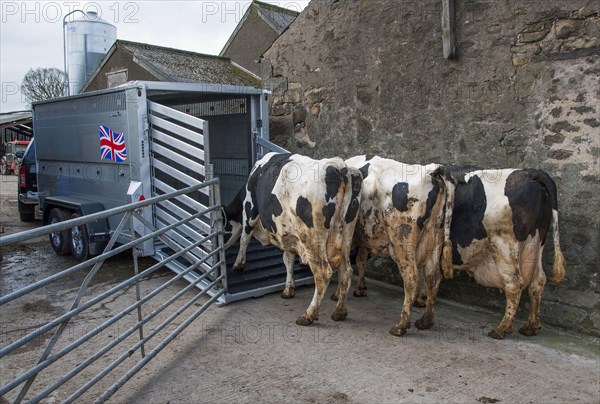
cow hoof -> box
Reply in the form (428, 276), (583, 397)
(518, 325), (539, 337)
(415, 318), (434, 330)
(487, 328), (511, 340)
(353, 289), (367, 298)
(296, 314), (315, 326)
(331, 309), (347, 322)
(389, 326), (407, 337)
(232, 265), (245, 272)
(330, 292), (339, 302)
(280, 290), (295, 299)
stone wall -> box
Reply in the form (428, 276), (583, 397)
(261, 0), (600, 336)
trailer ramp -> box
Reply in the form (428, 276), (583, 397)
(147, 101), (313, 304)
(147, 100), (226, 300)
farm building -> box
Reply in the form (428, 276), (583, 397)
(259, 0), (600, 336)
(0, 110), (33, 160)
(81, 39), (260, 92)
(1, 1), (599, 401)
(220, 0), (300, 75)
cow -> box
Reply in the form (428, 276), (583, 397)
(353, 166), (567, 339)
(223, 152), (363, 326)
(342, 155), (455, 337)
(443, 167), (566, 339)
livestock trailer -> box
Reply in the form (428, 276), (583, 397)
(32, 81), (311, 303)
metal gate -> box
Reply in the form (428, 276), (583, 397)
(146, 101), (228, 301)
(0, 179), (226, 403)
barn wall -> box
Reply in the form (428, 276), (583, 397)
(261, 0), (600, 335)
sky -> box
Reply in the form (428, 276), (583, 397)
(0, 0), (309, 113)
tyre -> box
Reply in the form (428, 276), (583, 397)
(48, 208), (71, 255)
(69, 212), (89, 262)
(19, 201), (35, 222)
(13, 159), (21, 176)
(1, 158), (8, 175)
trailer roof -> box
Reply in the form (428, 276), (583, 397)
(33, 81), (269, 107)
(142, 81), (267, 95)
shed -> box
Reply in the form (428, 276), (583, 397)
(0, 110), (33, 155)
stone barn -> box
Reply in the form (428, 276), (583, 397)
(259, 0), (600, 335)
(220, 0), (299, 75)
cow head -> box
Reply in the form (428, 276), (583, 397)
(222, 186), (245, 249)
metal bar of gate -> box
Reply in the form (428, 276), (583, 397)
(0, 180), (219, 306)
(208, 165), (228, 292)
(0, 232), (218, 398)
(130, 213), (147, 360)
(15, 212), (132, 403)
(0, 178), (226, 402)
(28, 256), (222, 403)
(0, 206), (219, 360)
(95, 285), (224, 403)
(0, 180), (217, 247)
(254, 133), (288, 156)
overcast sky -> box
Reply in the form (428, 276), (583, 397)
(0, 0), (309, 113)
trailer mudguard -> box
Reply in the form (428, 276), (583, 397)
(42, 196), (111, 255)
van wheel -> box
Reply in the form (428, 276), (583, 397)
(69, 212), (89, 262)
(19, 201), (35, 222)
(48, 208), (71, 255)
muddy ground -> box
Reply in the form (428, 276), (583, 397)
(0, 174), (598, 403)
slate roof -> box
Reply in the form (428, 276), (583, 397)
(219, 0), (299, 57)
(253, 0), (299, 35)
(82, 40), (260, 91)
(118, 40), (260, 86)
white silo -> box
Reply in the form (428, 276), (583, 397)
(65, 11), (116, 94)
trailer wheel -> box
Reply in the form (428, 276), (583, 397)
(48, 208), (71, 255)
(69, 212), (89, 262)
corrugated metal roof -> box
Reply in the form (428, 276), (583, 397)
(253, 1), (299, 34)
(118, 40), (260, 87)
(0, 110), (32, 126)
(0, 110), (33, 136)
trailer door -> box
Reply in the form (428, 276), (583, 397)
(146, 100), (226, 301)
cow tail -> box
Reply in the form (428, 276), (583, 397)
(551, 209), (566, 284)
(432, 166), (456, 279)
(532, 170), (566, 285)
(325, 165), (349, 271)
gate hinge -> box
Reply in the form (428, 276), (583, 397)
(256, 119), (263, 128)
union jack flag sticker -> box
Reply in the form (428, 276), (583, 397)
(99, 125), (127, 162)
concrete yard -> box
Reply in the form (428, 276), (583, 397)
(115, 281), (599, 404)
(1, 174), (599, 403)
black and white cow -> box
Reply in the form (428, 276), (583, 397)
(353, 166), (566, 339)
(443, 167), (566, 339)
(223, 152), (362, 326)
(344, 156), (455, 336)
